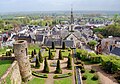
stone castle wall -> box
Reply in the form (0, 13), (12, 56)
(0, 60), (22, 84)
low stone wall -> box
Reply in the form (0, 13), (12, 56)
(0, 60), (22, 84)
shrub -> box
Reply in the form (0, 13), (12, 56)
(34, 49), (37, 55)
(81, 69), (85, 73)
(55, 60), (62, 74)
(48, 49), (53, 60)
(31, 51), (34, 58)
(38, 50), (43, 63)
(35, 56), (40, 68)
(82, 75), (87, 80)
(67, 53), (72, 70)
(77, 64), (84, 69)
(59, 50), (63, 60)
(62, 42), (66, 49)
(32, 71), (48, 78)
(43, 58), (49, 73)
(53, 73), (72, 79)
(45, 47), (49, 51)
(68, 48), (71, 51)
(92, 74), (98, 80)
(52, 41), (55, 49)
(90, 69), (96, 73)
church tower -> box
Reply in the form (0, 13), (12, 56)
(70, 8), (74, 24)
(69, 7), (74, 31)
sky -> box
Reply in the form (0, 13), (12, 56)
(0, 0), (120, 12)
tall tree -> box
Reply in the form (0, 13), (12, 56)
(38, 50), (43, 63)
(34, 49), (37, 55)
(48, 49), (52, 60)
(67, 53), (72, 70)
(31, 51), (34, 58)
(35, 56), (40, 68)
(62, 42), (66, 49)
(43, 58), (49, 73)
(52, 41), (55, 49)
(55, 60), (62, 73)
(59, 50), (63, 60)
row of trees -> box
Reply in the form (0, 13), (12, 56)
(35, 49), (72, 73)
(51, 41), (66, 49)
(93, 25), (120, 37)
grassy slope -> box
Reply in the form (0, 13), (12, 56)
(0, 60), (13, 77)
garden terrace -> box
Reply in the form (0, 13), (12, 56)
(0, 60), (13, 77)
(82, 70), (99, 84)
(28, 44), (40, 54)
(0, 47), (12, 56)
(42, 49), (56, 58)
(61, 49), (71, 57)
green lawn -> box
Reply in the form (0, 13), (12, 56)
(27, 77), (45, 84)
(0, 60), (13, 77)
(83, 70), (99, 84)
(61, 50), (71, 57)
(28, 44), (40, 54)
(43, 49), (56, 58)
(54, 78), (72, 84)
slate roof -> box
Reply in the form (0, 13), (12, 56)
(44, 39), (74, 48)
(111, 47), (120, 56)
(64, 40), (74, 47)
(45, 39), (61, 46)
(35, 35), (44, 42)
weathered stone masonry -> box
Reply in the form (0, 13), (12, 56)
(13, 40), (32, 82)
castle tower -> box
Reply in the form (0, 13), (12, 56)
(13, 40), (32, 82)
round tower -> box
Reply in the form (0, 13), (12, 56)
(13, 40), (32, 82)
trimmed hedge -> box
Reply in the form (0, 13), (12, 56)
(53, 73), (72, 79)
(81, 69), (85, 73)
(82, 74), (87, 80)
(92, 74), (98, 80)
(90, 69), (96, 73)
(32, 71), (48, 78)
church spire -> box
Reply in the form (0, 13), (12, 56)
(70, 7), (74, 24)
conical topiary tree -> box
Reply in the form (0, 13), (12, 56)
(55, 59), (62, 74)
(34, 49), (37, 55)
(38, 50), (43, 63)
(67, 53), (72, 70)
(59, 50), (63, 60)
(35, 56), (40, 68)
(43, 58), (49, 73)
(48, 49), (52, 60)
(31, 51), (34, 58)
(62, 42), (66, 49)
(52, 41), (55, 49)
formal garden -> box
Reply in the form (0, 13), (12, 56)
(28, 42), (74, 84)
(76, 48), (120, 84)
